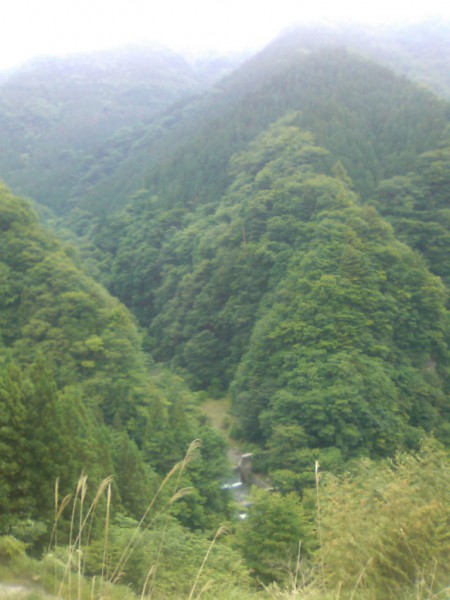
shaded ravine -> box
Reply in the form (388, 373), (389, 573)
(223, 450), (273, 518)
(199, 398), (271, 514)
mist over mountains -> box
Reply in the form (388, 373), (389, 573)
(0, 18), (449, 599)
(0, 43), (245, 213)
(1, 20), (450, 216)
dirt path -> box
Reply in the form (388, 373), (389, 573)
(0, 583), (55, 599)
(200, 396), (243, 466)
(0, 584), (30, 598)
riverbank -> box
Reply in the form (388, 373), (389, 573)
(200, 395), (272, 496)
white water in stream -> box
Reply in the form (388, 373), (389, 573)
(222, 451), (254, 518)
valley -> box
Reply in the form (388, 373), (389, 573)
(0, 20), (449, 599)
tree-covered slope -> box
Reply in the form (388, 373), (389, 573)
(273, 20), (450, 99)
(372, 145), (450, 286)
(123, 43), (450, 218)
(0, 45), (216, 215)
(94, 118), (449, 470)
(2, 24), (449, 221)
(230, 132), (449, 457)
(0, 181), (230, 533)
(73, 42), (450, 327)
(63, 38), (450, 474)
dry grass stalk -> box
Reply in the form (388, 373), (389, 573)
(57, 475), (113, 599)
(77, 475), (88, 599)
(142, 441), (202, 597)
(348, 558), (373, 600)
(80, 477), (113, 582)
(293, 541), (302, 592)
(138, 487), (194, 598)
(101, 482), (112, 582)
(140, 564), (157, 600)
(110, 441), (201, 587)
(54, 478), (59, 548)
(314, 461), (325, 587)
(188, 525), (229, 600)
(109, 461), (182, 585)
(66, 474), (87, 599)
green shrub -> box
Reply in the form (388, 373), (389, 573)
(0, 535), (28, 561)
(318, 439), (450, 598)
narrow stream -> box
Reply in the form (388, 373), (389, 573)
(222, 452), (253, 518)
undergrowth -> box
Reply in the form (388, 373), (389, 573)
(1, 438), (449, 599)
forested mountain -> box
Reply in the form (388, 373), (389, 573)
(0, 45), (243, 214)
(0, 21), (449, 220)
(94, 118), (449, 469)
(1, 21), (450, 599)
(140, 44), (449, 208)
(0, 181), (232, 536)
(273, 20), (450, 98)
(229, 123), (448, 456)
(81, 44), (449, 364)
(70, 38), (448, 223)
(372, 146), (450, 285)
(48, 31), (450, 469)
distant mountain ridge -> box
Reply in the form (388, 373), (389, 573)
(0, 20), (449, 219)
(0, 44), (244, 214)
(271, 19), (450, 98)
(135, 44), (450, 213)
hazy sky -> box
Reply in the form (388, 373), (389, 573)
(2, 0), (450, 70)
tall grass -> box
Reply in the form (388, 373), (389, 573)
(4, 438), (448, 600)
(43, 440), (206, 599)
(188, 525), (229, 600)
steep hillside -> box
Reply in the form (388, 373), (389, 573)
(228, 125), (448, 459)
(128, 44), (450, 215)
(52, 38), (449, 475)
(88, 45), (450, 342)
(372, 145), (450, 285)
(272, 20), (450, 98)
(89, 118), (449, 473)
(0, 44), (222, 214)
(1, 23), (449, 220)
(0, 181), (230, 533)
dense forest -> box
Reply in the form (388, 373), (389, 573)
(0, 20), (449, 600)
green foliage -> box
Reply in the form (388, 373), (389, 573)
(33, 41), (448, 486)
(1, 443), (448, 599)
(318, 440), (450, 597)
(105, 120), (341, 391)
(137, 43), (449, 215)
(0, 536), (28, 561)
(77, 42), (450, 374)
(267, 21), (450, 99)
(2, 22), (450, 224)
(373, 143), (450, 286)
(0, 182), (233, 535)
(0, 46), (212, 215)
(81, 115), (450, 474)
(229, 126), (448, 463)
(236, 489), (313, 584)
(84, 517), (250, 598)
